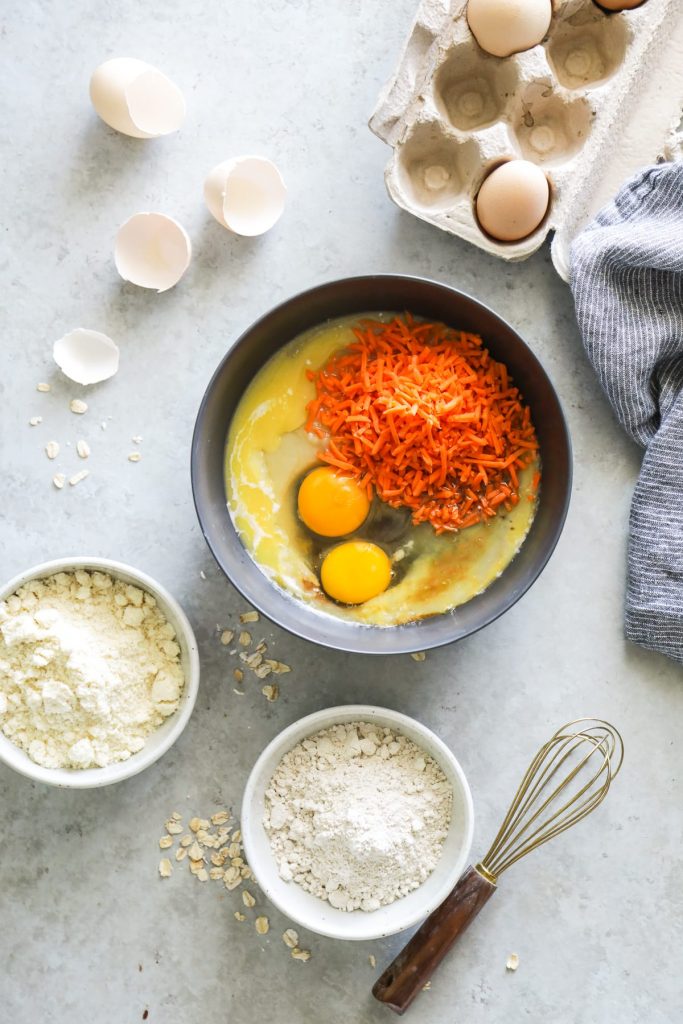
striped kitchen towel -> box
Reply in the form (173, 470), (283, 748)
(571, 162), (683, 664)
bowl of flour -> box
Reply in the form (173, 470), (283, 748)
(241, 705), (474, 940)
(0, 557), (199, 788)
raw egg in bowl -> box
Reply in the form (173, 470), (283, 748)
(191, 276), (571, 654)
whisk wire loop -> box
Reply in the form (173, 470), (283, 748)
(478, 719), (623, 882)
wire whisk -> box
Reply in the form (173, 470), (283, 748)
(477, 718), (623, 884)
(373, 718), (624, 1015)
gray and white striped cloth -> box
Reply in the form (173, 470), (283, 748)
(571, 162), (683, 664)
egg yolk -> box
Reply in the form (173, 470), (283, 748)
(320, 541), (392, 604)
(298, 467), (370, 537)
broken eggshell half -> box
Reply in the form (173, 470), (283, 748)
(204, 157), (286, 236)
(114, 212), (192, 292)
(53, 329), (120, 385)
(89, 57), (186, 139)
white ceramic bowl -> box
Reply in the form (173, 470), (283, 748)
(241, 705), (474, 941)
(0, 557), (200, 788)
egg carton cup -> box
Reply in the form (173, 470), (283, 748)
(370, 0), (683, 279)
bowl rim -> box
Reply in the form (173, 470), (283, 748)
(192, 273), (572, 654)
(240, 703), (475, 940)
(0, 556), (200, 789)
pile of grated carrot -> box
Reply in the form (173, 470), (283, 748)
(305, 315), (540, 533)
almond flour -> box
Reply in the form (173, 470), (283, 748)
(0, 570), (184, 769)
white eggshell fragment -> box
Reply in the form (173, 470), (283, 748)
(115, 213), (192, 292)
(476, 161), (550, 242)
(204, 157), (286, 236)
(53, 329), (120, 385)
(467, 0), (552, 58)
(89, 58), (186, 139)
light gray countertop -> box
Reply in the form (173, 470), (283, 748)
(1, 2), (681, 1022)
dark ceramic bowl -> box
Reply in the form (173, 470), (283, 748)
(191, 275), (571, 654)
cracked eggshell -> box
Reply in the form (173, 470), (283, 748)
(53, 329), (120, 385)
(115, 213), (192, 292)
(204, 157), (286, 236)
(90, 58), (186, 139)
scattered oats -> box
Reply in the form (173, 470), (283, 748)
(159, 836), (173, 849)
(291, 948), (311, 962)
(238, 631), (251, 646)
(231, 830), (241, 842)
(506, 953), (520, 972)
(165, 820), (183, 835)
(128, 452), (141, 463)
(224, 874), (242, 891)
(210, 852), (224, 867)
(52, 473), (66, 490)
(37, 382), (51, 392)
(209, 867), (224, 880)
(227, 843), (241, 859)
(242, 890), (256, 908)
(180, 835), (192, 847)
(231, 857), (244, 868)
(197, 868), (209, 882)
(45, 441), (60, 459)
(233, 668), (244, 683)
(29, 416), (42, 426)
(170, 812), (182, 821)
(189, 817), (202, 833)
(368, 955), (376, 968)
(240, 610), (260, 623)
(255, 664), (273, 680)
(70, 399), (87, 414)
(158, 859), (172, 878)
(76, 439), (90, 459)
(211, 811), (230, 826)
(255, 640), (268, 654)
(262, 683), (279, 702)
(188, 842), (203, 861)
(240, 866), (252, 879)
(411, 652), (426, 662)
(199, 570), (206, 580)
(220, 629), (234, 646)
(273, 662), (291, 675)
(234, 912), (246, 922)
(68, 470), (89, 486)
(198, 819), (210, 829)
(241, 652), (263, 669)
(189, 859), (204, 875)
(282, 929), (299, 949)
(255, 916), (269, 935)
(132, 435), (143, 443)
(175, 846), (188, 862)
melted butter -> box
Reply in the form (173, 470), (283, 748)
(225, 315), (538, 626)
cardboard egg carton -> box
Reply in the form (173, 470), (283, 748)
(370, 0), (683, 279)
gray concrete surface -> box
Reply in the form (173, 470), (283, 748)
(1, 2), (681, 1022)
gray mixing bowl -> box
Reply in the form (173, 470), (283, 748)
(191, 275), (571, 654)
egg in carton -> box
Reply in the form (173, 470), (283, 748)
(370, 0), (683, 280)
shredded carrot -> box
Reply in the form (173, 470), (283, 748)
(305, 315), (540, 533)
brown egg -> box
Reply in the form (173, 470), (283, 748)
(476, 160), (550, 243)
(595, 0), (646, 10)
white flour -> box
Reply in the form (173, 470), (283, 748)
(263, 721), (453, 912)
(0, 570), (185, 769)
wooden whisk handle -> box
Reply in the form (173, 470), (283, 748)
(372, 865), (497, 1015)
